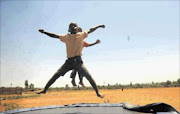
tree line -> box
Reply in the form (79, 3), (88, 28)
(24, 78), (180, 91)
(47, 78), (180, 91)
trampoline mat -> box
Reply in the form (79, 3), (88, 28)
(18, 107), (146, 114)
(2, 103), (179, 114)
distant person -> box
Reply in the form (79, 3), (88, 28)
(70, 27), (101, 87)
(37, 22), (105, 98)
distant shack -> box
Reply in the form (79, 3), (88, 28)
(0, 87), (23, 95)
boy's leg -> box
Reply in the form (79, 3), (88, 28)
(70, 70), (77, 87)
(37, 61), (71, 94)
(77, 64), (104, 98)
(78, 72), (85, 87)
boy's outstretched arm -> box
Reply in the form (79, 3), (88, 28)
(88, 39), (101, 47)
(39, 29), (59, 39)
(87, 25), (105, 34)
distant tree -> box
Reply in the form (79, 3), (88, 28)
(130, 82), (132, 86)
(136, 83), (140, 86)
(32, 84), (34, 89)
(29, 83), (34, 90)
(152, 81), (154, 84)
(177, 78), (180, 84)
(25, 80), (28, 89)
(136, 83), (142, 88)
(165, 80), (171, 86)
(65, 84), (69, 89)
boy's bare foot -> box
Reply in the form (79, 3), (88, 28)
(71, 79), (77, 87)
(79, 82), (85, 87)
(36, 90), (46, 94)
(97, 94), (105, 98)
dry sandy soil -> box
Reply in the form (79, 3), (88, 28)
(0, 87), (179, 112)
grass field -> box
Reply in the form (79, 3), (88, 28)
(0, 87), (179, 112)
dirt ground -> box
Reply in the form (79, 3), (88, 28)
(0, 87), (179, 112)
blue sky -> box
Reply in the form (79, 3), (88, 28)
(0, 1), (179, 88)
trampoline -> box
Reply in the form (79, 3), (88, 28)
(1, 102), (179, 114)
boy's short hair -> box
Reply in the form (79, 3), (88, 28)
(68, 22), (78, 33)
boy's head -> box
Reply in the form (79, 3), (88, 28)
(68, 22), (78, 34)
(77, 27), (82, 32)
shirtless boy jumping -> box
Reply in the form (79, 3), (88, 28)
(37, 23), (105, 98)
(70, 27), (101, 87)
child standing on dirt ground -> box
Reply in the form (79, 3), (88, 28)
(70, 27), (101, 87)
(37, 22), (105, 98)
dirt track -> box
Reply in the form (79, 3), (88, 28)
(0, 87), (179, 112)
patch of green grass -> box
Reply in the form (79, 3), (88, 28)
(3, 103), (20, 111)
(2, 95), (40, 100)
